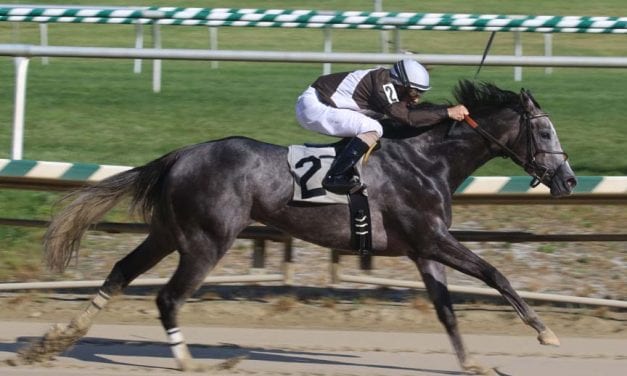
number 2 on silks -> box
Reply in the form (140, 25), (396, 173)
(383, 83), (399, 104)
(295, 155), (328, 199)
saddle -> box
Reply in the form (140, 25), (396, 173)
(288, 142), (373, 269)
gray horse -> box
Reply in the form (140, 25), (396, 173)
(21, 80), (576, 374)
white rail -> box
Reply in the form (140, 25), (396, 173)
(339, 274), (627, 309)
(2, 44), (626, 160)
(0, 274), (285, 291)
(2, 44), (627, 67)
(0, 272), (623, 308)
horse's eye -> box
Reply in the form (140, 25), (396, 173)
(540, 131), (551, 140)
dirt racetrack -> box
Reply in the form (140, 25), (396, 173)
(0, 290), (625, 376)
(0, 320), (626, 376)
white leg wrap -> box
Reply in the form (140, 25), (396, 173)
(91, 290), (111, 310)
(167, 328), (191, 362)
(71, 290), (111, 331)
(167, 328), (184, 345)
(171, 343), (189, 361)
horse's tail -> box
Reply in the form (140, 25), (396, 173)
(44, 149), (184, 272)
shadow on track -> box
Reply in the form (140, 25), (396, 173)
(5, 336), (466, 375)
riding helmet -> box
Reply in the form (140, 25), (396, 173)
(390, 59), (431, 91)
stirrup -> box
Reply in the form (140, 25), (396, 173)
(322, 173), (364, 195)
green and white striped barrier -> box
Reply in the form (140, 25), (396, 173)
(1, 159), (625, 195)
(456, 175), (627, 195)
(0, 159), (130, 183)
(0, 6), (626, 33)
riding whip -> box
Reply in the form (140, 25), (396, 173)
(475, 31), (497, 78)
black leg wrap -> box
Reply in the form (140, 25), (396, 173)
(348, 191), (373, 270)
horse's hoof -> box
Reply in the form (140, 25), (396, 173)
(538, 328), (560, 346)
(4, 357), (21, 366)
(213, 355), (246, 371)
(462, 358), (495, 375)
(16, 323), (83, 364)
(178, 360), (209, 372)
(178, 356), (246, 372)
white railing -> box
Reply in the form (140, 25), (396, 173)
(4, 44), (627, 66)
(2, 44), (627, 160)
(3, 5), (625, 78)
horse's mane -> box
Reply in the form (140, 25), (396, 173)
(382, 80), (531, 139)
(453, 80), (525, 115)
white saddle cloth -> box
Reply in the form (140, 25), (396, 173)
(287, 145), (352, 204)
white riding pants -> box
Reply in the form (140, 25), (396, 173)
(295, 87), (383, 139)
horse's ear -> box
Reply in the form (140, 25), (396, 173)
(519, 88), (536, 112)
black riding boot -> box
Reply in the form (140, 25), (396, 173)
(323, 137), (370, 194)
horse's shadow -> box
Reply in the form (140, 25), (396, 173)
(0, 336), (484, 375)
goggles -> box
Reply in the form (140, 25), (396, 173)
(406, 88), (425, 104)
(407, 88), (425, 98)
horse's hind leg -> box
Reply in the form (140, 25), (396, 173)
(413, 257), (494, 376)
(17, 234), (172, 364)
(155, 235), (232, 371)
(426, 233), (559, 346)
(83, 233), (174, 321)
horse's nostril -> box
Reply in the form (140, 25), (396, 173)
(567, 178), (577, 188)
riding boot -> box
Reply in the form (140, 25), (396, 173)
(323, 137), (370, 194)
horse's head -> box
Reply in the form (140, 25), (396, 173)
(453, 80), (577, 197)
(510, 90), (577, 196)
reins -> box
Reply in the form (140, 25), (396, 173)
(463, 115), (527, 166)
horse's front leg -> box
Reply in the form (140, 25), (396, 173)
(424, 231), (559, 347)
(412, 257), (494, 375)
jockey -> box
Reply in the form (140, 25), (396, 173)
(295, 58), (469, 194)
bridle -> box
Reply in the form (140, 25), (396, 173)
(464, 113), (569, 187)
